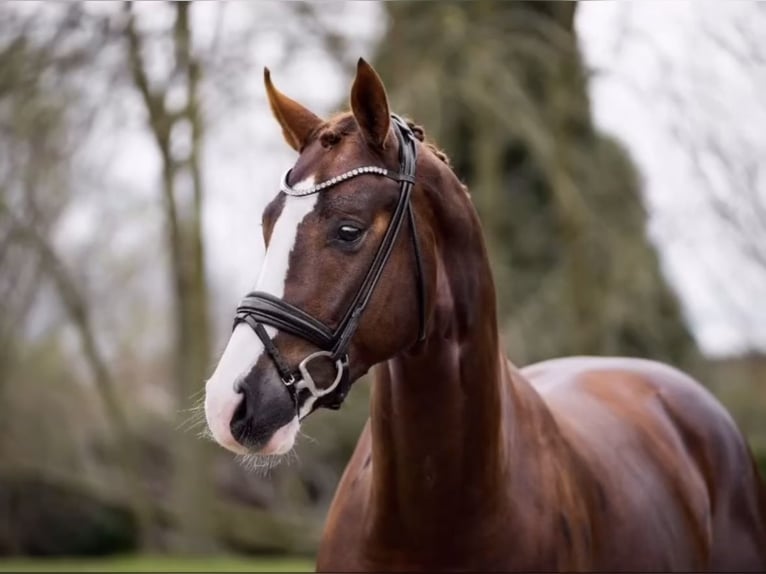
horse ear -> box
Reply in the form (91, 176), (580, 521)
(264, 68), (323, 152)
(350, 58), (391, 149)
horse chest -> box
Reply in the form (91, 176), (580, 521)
(316, 460), (573, 572)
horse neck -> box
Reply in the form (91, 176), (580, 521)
(367, 167), (553, 546)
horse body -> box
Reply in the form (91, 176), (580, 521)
(318, 354), (766, 571)
(314, 125), (766, 568)
(204, 58), (766, 572)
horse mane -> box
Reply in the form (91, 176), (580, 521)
(404, 118), (471, 196)
(402, 119), (453, 169)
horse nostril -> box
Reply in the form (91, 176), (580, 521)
(228, 373), (297, 452)
(229, 391), (251, 446)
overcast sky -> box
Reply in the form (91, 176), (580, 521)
(578, 1), (765, 356)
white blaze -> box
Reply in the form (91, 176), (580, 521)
(205, 177), (318, 454)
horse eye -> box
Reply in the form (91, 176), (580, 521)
(337, 224), (363, 243)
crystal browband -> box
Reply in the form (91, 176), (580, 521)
(280, 166), (412, 197)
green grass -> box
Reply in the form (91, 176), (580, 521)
(0, 555), (314, 572)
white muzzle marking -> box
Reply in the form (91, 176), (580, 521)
(204, 177), (319, 454)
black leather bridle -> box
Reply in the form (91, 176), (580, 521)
(233, 115), (426, 418)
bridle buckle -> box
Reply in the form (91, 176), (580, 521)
(282, 372), (297, 386)
(296, 351), (348, 398)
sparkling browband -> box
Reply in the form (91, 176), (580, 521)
(280, 166), (397, 197)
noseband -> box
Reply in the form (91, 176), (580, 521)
(233, 115), (426, 418)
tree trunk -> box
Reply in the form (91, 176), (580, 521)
(124, 2), (214, 551)
(374, 0), (700, 369)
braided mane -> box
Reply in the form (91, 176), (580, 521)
(404, 119), (452, 168)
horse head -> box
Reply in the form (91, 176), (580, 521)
(204, 59), (455, 456)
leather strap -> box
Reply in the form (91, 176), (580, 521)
(253, 322), (295, 386)
(233, 115), (425, 417)
(235, 293), (334, 349)
(408, 203), (427, 343)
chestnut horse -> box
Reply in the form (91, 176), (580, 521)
(204, 59), (766, 571)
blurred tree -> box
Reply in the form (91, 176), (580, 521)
(0, 4), (152, 548)
(0, 0), (387, 557)
(374, 1), (700, 368)
(122, 2), (213, 551)
(579, 3), (766, 460)
(666, 3), (766, 352)
(647, 3), (766, 458)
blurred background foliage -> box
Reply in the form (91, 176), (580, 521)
(0, 0), (764, 568)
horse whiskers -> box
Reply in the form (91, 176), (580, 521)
(187, 386), (207, 401)
(284, 448), (300, 467)
(196, 426), (214, 442)
(178, 393), (206, 413)
(297, 429), (319, 446)
(236, 447), (300, 475)
(237, 453), (280, 476)
(176, 396), (208, 434)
